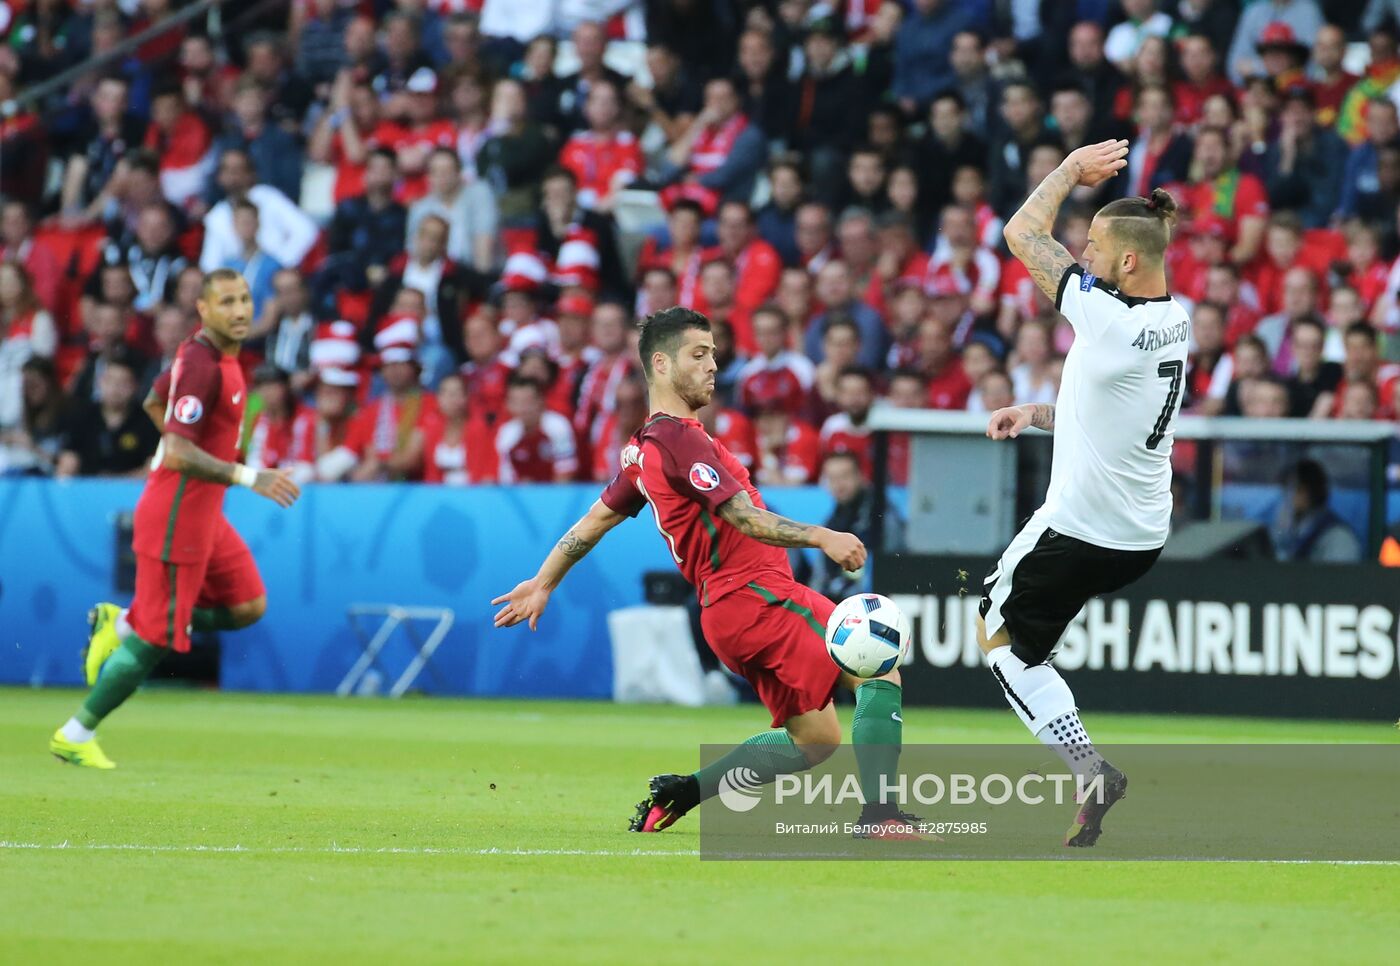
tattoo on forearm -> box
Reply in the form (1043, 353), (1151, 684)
(556, 528), (597, 560)
(718, 491), (818, 548)
(1027, 404), (1056, 432)
(165, 435), (237, 484)
(1006, 164), (1080, 301)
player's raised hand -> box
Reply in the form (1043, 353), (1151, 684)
(1064, 139), (1129, 188)
(819, 530), (867, 572)
(253, 468), (301, 507)
(987, 406), (1033, 440)
(492, 577), (551, 631)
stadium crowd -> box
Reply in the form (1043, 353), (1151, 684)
(3, 0), (1400, 490)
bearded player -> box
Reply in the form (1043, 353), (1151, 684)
(492, 307), (913, 837)
(51, 269), (300, 768)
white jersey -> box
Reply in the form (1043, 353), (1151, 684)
(1035, 265), (1190, 550)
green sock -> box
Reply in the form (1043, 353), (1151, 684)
(693, 730), (813, 800)
(76, 636), (165, 729)
(852, 680), (904, 808)
(191, 607), (240, 632)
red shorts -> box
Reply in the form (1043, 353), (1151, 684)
(700, 577), (839, 728)
(128, 517), (266, 652)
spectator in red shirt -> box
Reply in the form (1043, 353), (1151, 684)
(915, 317), (971, 410)
(421, 372), (497, 484)
(1247, 213), (1318, 317)
(1186, 301), (1231, 415)
(309, 76), (404, 205)
(715, 200), (783, 344)
(0, 201), (60, 314)
(1204, 261), (1263, 348)
(559, 79), (643, 211)
(347, 317), (441, 482)
(1311, 24), (1357, 129)
(751, 389), (822, 486)
(738, 305), (814, 419)
(590, 372), (648, 482)
(1177, 126), (1271, 265)
(820, 366), (874, 479)
(390, 68), (458, 203)
(461, 306), (512, 427)
(867, 212), (928, 318)
(1174, 33), (1235, 127)
(495, 374), (579, 482)
(884, 368), (926, 485)
(244, 364), (303, 470)
(575, 300), (636, 456)
(660, 76), (766, 211)
(144, 84), (214, 211)
(1341, 220), (1391, 314)
(636, 199), (709, 310)
(1332, 323), (1397, 418)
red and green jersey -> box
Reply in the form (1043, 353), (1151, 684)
(133, 335), (247, 563)
(600, 412), (792, 606)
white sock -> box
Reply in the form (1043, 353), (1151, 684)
(61, 718), (95, 743)
(984, 645), (1102, 780)
(115, 608), (132, 640)
(1035, 710), (1104, 781)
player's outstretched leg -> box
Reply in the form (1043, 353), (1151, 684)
(52, 633), (165, 769)
(843, 670), (922, 839)
(629, 707), (839, 832)
(977, 616), (1126, 847)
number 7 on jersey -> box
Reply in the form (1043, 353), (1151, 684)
(1146, 360), (1183, 451)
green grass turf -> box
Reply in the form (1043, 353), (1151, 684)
(2, 687), (1397, 964)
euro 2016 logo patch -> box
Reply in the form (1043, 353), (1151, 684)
(689, 462), (721, 492)
(173, 395), (204, 424)
(1079, 272), (1098, 292)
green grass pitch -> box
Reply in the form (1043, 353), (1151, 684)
(3, 687), (1398, 964)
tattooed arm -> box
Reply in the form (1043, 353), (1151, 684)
(987, 403), (1055, 439)
(718, 490), (866, 570)
(492, 499), (629, 629)
(1004, 139), (1129, 301)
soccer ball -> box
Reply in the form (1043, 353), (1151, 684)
(824, 594), (911, 678)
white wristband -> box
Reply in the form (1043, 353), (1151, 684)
(233, 464), (258, 488)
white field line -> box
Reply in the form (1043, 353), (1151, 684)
(0, 842), (1397, 864)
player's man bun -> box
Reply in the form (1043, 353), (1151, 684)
(1145, 188), (1178, 226)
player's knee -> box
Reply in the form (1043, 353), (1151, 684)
(229, 596), (266, 628)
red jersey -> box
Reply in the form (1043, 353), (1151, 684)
(495, 411), (578, 482)
(728, 238), (783, 351)
(1177, 172), (1270, 242)
(997, 256), (1037, 321)
(133, 336), (247, 564)
(390, 120), (459, 202)
(758, 420), (822, 484)
(888, 432), (911, 486)
(461, 356), (512, 425)
(1172, 75), (1235, 126)
(287, 409), (352, 464)
(422, 417), (497, 484)
(345, 390), (442, 479)
(245, 406), (303, 469)
(332, 120), (405, 203)
(599, 413), (792, 606)
(737, 352), (815, 419)
(819, 412), (872, 478)
(1350, 259), (1392, 311)
(926, 360), (973, 410)
(575, 353), (635, 443)
(559, 130), (643, 209)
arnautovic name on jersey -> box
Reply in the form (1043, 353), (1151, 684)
(1130, 322), (1190, 352)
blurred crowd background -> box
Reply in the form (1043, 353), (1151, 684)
(0, 0), (1397, 547)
